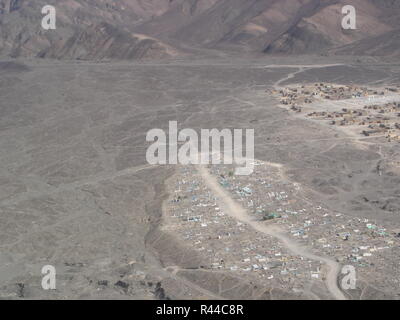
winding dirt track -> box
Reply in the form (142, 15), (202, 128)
(271, 64), (345, 89)
(197, 165), (347, 300)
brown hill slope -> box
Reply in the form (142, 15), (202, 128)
(331, 28), (400, 58)
(264, 0), (399, 54)
(140, 0), (400, 56)
(1, 0), (400, 59)
(0, 0), (179, 59)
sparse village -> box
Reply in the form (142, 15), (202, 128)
(270, 83), (400, 143)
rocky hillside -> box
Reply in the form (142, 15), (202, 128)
(331, 28), (400, 58)
(1, 0), (400, 60)
(0, 0), (179, 60)
(144, 0), (400, 55)
(264, 0), (400, 55)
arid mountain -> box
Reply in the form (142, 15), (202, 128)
(264, 0), (400, 55)
(142, 0), (400, 55)
(0, 0), (399, 60)
(0, 0), (179, 60)
(331, 28), (400, 58)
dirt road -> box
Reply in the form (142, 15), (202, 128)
(271, 64), (345, 89)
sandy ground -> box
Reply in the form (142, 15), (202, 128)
(0, 56), (399, 299)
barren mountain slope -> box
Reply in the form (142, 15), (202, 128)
(0, 0), (179, 59)
(265, 0), (400, 54)
(1, 0), (400, 60)
(139, 0), (400, 56)
(331, 28), (400, 58)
